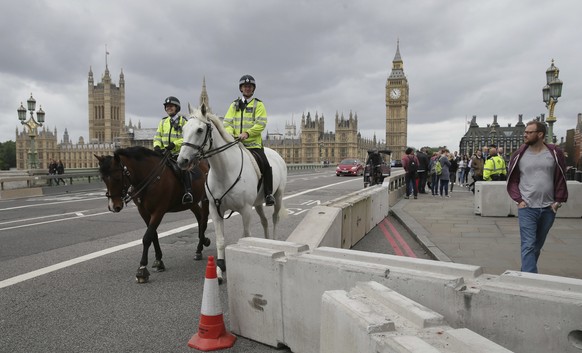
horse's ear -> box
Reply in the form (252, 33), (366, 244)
(188, 102), (194, 115)
(201, 102), (207, 116)
(94, 154), (103, 162)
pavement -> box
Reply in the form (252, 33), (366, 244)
(391, 184), (582, 280)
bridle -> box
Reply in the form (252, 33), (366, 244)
(105, 152), (171, 205)
(181, 121), (241, 160)
(104, 164), (132, 205)
(181, 119), (244, 219)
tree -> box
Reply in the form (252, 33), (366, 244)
(0, 141), (16, 170)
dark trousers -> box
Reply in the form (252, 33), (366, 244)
(249, 148), (273, 196)
(417, 171), (427, 193)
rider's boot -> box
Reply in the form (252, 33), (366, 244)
(182, 170), (194, 204)
(264, 166), (275, 206)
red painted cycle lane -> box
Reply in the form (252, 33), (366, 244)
(380, 218), (417, 258)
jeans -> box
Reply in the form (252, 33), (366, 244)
(518, 206), (556, 273)
(439, 179), (449, 196)
(431, 174), (439, 195)
(405, 173), (417, 196)
(458, 169), (465, 185)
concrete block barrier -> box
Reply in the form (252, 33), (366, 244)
(286, 205), (342, 249)
(226, 239), (582, 353)
(475, 180), (582, 218)
(320, 281), (513, 353)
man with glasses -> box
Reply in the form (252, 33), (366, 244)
(507, 120), (568, 273)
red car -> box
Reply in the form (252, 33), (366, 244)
(336, 158), (364, 176)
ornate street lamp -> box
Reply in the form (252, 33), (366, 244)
(542, 59), (563, 143)
(17, 93), (46, 169)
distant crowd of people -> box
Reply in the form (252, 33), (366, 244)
(401, 144), (510, 199)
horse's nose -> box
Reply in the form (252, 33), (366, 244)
(178, 158), (189, 169)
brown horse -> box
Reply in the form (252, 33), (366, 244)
(95, 146), (210, 283)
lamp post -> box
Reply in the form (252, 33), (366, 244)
(17, 93), (45, 169)
(542, 60), (563, 144)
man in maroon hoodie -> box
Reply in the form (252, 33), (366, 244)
(507, 120), (568, 273)
(402, 147), (420, 199)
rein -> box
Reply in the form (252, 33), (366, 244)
(182, 120), (244, 219)
(114, 151), (171, 205)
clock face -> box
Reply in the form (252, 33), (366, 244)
(390, 88), (401, 99)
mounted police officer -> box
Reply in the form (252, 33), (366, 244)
(153, 96), (194, 204)
(223, 75), (275, 206)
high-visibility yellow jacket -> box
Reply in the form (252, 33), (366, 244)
(153, 115), (188, 154)
(483, 155), (507, 181)
(223, 98), (267, 149)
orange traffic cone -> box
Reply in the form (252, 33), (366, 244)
(188, 256), (236, 351)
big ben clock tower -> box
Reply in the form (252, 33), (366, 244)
(385, 40), (409, 156)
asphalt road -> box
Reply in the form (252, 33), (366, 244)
(0, 169), (426, 353)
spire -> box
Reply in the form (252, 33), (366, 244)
(199, 76), (210, 110)
(393, 38), (402, 63)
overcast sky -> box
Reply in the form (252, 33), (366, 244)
(2, 0), (581, 155)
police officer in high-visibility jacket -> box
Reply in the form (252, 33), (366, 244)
(153, 96), (193, 204)
(223, 75), (275, 206)
(483, 146), (507, 181)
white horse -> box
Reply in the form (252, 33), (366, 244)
(177, 103), (287, 282)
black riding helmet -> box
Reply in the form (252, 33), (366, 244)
(238, 75), (256, 91)
(163, 96), (181, 112)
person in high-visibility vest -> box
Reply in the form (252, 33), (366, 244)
(483, 146), (507, 181)
(153, 96), (193, 204)
(223, 75), (275, 206)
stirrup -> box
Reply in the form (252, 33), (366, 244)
(265, 194), (275, 206)
(182, 192), (193, 204)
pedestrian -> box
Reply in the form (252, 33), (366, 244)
(56, 160), (66, 185)
(48, 159), (58, 186)
(153, 96), (194, 204)
(402, 147), (419, 199)
(507, 120), (568, 273)
(468, 150), (484, 193)
(438, 150), (451, 197)
(223, 74), (275, 206)
(464, 154), (471, 185)
(428, 152), (440, 196)
(449, 154), (458, 192)
(457, 156), (467, 186)
(483, 146), (507, 181)
(416, 147), (430, 194)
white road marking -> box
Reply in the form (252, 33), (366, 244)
(0, 178), (357, 288)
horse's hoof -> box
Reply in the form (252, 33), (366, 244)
(216, 259), (226, 272)
(193, 253), (203, 261)
(152, 260), (165, 272)
(136, 266), (150, 283)
(217, 266), (225, 285)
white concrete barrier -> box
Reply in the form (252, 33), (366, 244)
(475, 180), (582, 218)
(320, 281), (513, 353)
(226, 239), (582, 353)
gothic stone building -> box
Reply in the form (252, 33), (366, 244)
(265, 111), (379, 164)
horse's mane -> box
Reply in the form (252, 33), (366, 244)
(190, 108), (235, 143)
(114, 146), (160, 161)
